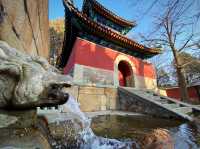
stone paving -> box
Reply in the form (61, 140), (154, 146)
(85, 110), (144, 118)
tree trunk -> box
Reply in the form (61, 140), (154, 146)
(176, 66), (189, 101)
(169, 43), (189, 101)
(194, 86), (200, 102)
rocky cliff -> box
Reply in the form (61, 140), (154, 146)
(0, 0), (49, 58)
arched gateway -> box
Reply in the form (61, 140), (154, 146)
(114, 55), (135, 87)
(118, 61), (135, 87)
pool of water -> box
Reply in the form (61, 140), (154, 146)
(91, 115), (200, 149)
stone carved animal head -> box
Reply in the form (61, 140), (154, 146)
(0, 41), (72, 109)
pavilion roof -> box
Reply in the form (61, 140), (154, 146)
(63, 0), (161, 54)
(82, 0), (136, 28)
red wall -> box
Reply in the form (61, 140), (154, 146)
(64, 38), (156, 79)
(63, 46), (76, 74)
(166, 87), (199, 102)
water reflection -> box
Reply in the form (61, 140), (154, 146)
(173, 123), (200, 149)
(91, 115), (200, 149)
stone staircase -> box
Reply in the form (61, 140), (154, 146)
(118, 87), (200, 121)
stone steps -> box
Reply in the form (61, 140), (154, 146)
(119, 87), (200, 121)
(173, 107), (193, 114)
(162, 103), (180, 109)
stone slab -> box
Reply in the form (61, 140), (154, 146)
(78, 94), (103, 112)
(79, 86), (104, 94)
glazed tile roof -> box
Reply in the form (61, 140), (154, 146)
(63, 0), (161, 56)
(82, 0), (136, 28)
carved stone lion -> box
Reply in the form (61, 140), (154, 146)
(0, 40), (71, 109)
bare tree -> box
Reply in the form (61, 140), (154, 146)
(49, 19), (65, 66)
(140, 0), (200, 101)
(156, 68), (171, 87)
(173, 52), (200, 85)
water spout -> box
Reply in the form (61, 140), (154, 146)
(61, 95), (133, 149)
(61, 95), (90, 128)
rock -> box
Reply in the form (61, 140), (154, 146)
(49, 120), (83, 146)
(0, 0), (49, 58)
(0, 111), (50, 149)
(0, 41), (72, 148)
(37, 116), (84, 148)
(0, 128), (51, 149)
(0, 40), (71, 109)
(0, 114), (18, 128)
(0, 110), (36, 128)
(140, 128), (174, 149)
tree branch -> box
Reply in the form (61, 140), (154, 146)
(178, 34), (193, 51)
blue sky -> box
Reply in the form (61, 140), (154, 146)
(49, 0), (199, 40)
(49, 0), (136, 20)
(49, 0), (161, 41)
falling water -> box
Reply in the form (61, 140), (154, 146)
(62, 95), (133, 149)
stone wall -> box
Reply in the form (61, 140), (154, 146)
(63, 85), (167, 114)
(64, 86), (118, 112)
(72, 64), (114, 87)
(118, 88), (185, 119)
(44, 85), (183, 121)
(0, 0), (49, 58)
